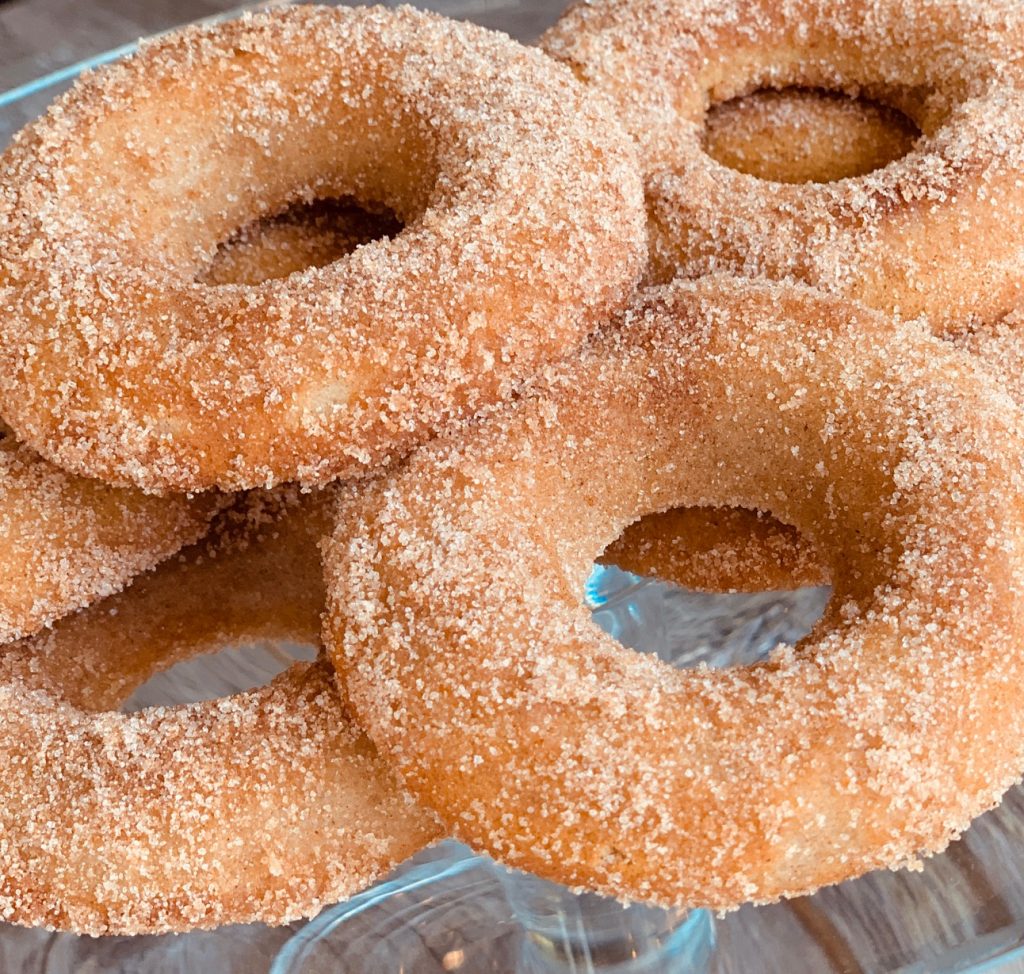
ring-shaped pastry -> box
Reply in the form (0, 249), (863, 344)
(0, 4), (646, 491)
(542, 0), (1024, 332)
(0, 489), (441, 934)
(326, 278), (1024, 908)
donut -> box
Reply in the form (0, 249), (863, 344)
(703, 88), (918, 184)
(0, 423), (220, 642)
(325, 278), (1024, 909)
(541, 0), (1024, 332)
(0, 488), (442, 935)
(0, 4), (646, 492)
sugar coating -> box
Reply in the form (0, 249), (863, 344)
(324, 277), (1024, 910)
(0, 422), (221, 641)
(0, 488), (441, 935)
(610, 308), (1024, 596)
(541, 0), (1024, 332)
(958, 310), (1024, 410)
(0, 4), (647, 492)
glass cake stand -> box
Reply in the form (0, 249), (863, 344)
(3, 4), (1024, 972)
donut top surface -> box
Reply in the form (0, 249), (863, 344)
(0, 4), (646, 491)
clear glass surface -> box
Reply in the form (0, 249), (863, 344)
(3, 4), (1024, 972)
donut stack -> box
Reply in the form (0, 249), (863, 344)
(0, 0), (1021, 937)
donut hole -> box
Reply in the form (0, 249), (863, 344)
(199, 197), (403, 286)
(703, 86), (920, 183)
(591, 506), (830, 671)
(679, 15), (973, 144)
(120, 640), (318, 712)
(623, 7), (996, 184)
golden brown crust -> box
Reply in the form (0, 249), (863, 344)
(326, 278), (1024, 910)
(0, 489), (442, 935)
(541, 0), (1024, 332)
(0, 4), (646, 492)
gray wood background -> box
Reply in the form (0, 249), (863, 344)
(0, 0), (558, 92)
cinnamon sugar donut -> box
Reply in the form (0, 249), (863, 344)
(0, 4), (646, 492)
(0, 424), (220, 641)
(326, 278), (1024, 909)
(0, 489), (441, 935)
(541, 0), (1024, 332)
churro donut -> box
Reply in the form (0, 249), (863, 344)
(326, 278), (1024, 909)
(0, 489), (442, 935)
(0, 424), (220, 641)
(0, 5), (646, 492)
(541, 0), (1024, 331)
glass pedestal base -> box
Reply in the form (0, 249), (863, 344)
(273, 842), (715, 974)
